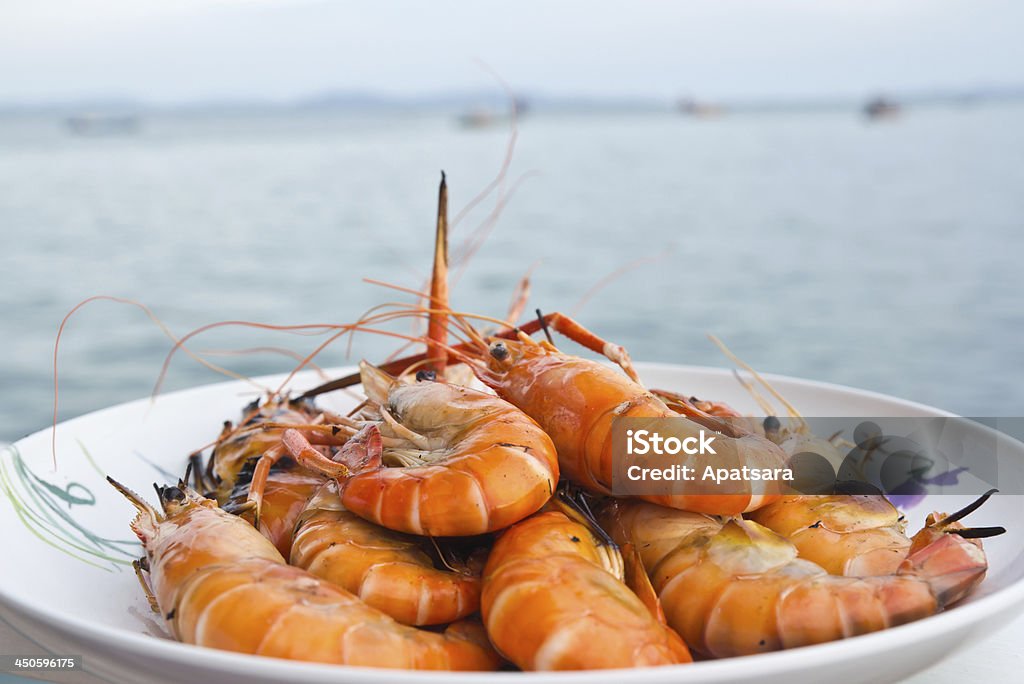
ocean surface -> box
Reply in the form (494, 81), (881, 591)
(1, 105), (1023, 442)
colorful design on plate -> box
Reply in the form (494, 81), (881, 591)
(889, 466), (970, 510)
(0, 443), (139, 571)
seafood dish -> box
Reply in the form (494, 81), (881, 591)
(77, 177), (1005, 671)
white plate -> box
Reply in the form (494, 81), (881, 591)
(1, 363), (1022, 684)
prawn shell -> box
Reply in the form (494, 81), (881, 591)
(290, 482), (482, 625)
(252, 469), (326, 556)
(144, 503), (284, 613)
(605, 500), (988, 658)
(130, 493), (501, 671)
(484, 349), (785, 515)
(210, 400), (320, 502)
(748, 495), (912, 575)
(341, 383), (559, 536)
(481, 511), (691, 670)
(173, 558), (498, 669)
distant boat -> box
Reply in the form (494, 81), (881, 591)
(863, 97), (901, 121)
(458, 108), (498, 129)
(457, 98), (529, 129)
(65, 113), (140, 136)
(677, 98), (725, 119)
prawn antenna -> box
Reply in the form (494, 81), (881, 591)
(535, 309), (554, 344)
(932, 488), (1000, 527)
(953, 527), (1007, 539)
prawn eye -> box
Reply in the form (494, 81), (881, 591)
(415, 370), (437, 382)
(161, 486), (186, 504)
(763, 416), (781, 433)
(490, 342), (509, 361)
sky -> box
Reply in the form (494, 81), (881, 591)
(2, 0), (1023, 104)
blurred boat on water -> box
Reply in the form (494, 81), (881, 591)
(677, 98), (726, 119)
(863, 97), (901, 121)
(458, 108), (498, 129)
(65, 113), (140, 136)
(457, 98), (528, 129)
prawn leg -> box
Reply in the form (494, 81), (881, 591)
(186, 452), (217, 497)
(133, 558), (159, 613)
(207, 397), (324, 503)
(528, 311), (639, 382)
(279, 429), (352, 478)
(651, 387), (744, 419)
(246, 427), (351, 525)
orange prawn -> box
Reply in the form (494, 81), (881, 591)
(481, 508), (691, 670)
(200, 396), (342, 505)
(257, 361), (559, 537)
(299, 308), (789, 516)
(108, 477), (500, 670)
(289, 480), (485, 626)
(198, 420), (486, 626)
(684, 345), (986, 578)
(748, 494), (914, 576)
(231, 467), (326, 556)
(602, 496), (997, 658)
(446, 312), (789, 515)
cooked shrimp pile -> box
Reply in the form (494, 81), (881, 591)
(108, 177), (1001, 671)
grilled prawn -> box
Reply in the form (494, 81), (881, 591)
(203, 396), (335, 503)
(455, 315), (789, 515)
(264, 361), (559, 536)
(289, 480), (484, 625)
(602, 498), (993, 658)
(109, 477), (500, 670)
(481, 509), (691, 670)
(749, 494), (913, 575)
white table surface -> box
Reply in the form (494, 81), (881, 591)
(1, 611), (1022, 683)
